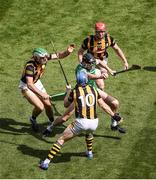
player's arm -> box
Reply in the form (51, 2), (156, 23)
(111, 43), (129, 70)
(64, 85), (73, 108)
(78, 47), (85, 63)
(87, 72), (108, 80)
(96, 59), (116, 76)
(78, 37), (88, 62)
(48, 44), (75, 60)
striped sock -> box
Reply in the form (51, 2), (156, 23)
(85, 134), (93, 152)
(47, 142), (61, 160)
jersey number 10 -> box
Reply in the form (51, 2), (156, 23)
(79, 93), (95, 107)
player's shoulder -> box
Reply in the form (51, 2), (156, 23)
(84, 34), (94, 40)
(76, 64), (87, 72)
(25, 60), (35, 67)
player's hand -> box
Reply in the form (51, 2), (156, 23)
(110, 70), (116, 76)
(112, 113), (123, 123)
(124, 61), (129, 70)
(66, 84), (72, 92)
(41, 93), (50, 100)
(100, 72), (108, 79)
(67, 44), (75, 53)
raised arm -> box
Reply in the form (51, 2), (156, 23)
(78, 47), (85, 63)
(49, 44), (75, 60)
(64, 84), (73, 108)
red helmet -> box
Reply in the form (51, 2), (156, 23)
(95, 22), (106, 31)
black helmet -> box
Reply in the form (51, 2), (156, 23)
(82, 53), (96, 64)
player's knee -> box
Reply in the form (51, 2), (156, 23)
(57, 138), (64, 146)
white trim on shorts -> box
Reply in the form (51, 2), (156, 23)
(18, 80), (46, 93)
(70, 118), (99, 135)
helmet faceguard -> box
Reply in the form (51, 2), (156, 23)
(76, 71), (88, 86)
(81, 53), (96, 70)
(33, 48), (49, 65)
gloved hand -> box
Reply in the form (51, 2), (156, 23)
(112, 113), (122, 122)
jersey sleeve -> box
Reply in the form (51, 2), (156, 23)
(81, 37), (89, 50)
(68, 90), (74, 102)
(25, 64), (34, 77)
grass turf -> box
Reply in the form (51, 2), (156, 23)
(0, 0), (156, 178)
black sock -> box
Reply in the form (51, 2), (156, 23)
(32, 115), (36, 120)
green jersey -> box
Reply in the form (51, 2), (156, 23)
(75, 64), (97, 89)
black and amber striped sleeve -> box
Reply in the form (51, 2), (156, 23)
(81, 37), (89, 50)
(25, 64), (34, 77)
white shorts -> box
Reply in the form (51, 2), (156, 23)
(18, 80), (46, 93)
(70, 118), (99, 135)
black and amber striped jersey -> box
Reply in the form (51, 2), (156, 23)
(21, 60), (46, 83)
(68, 84), (101, 119)
(81, 34), (116, 60)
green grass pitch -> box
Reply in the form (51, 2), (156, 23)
(0, 0), (156, 178)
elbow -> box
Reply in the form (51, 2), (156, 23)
(64, 99), (70, 108)
(64, 103), (70, 108)
(64, 103), (68, 108)
(64, 102), (68, 108)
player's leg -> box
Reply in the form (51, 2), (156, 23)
(97, 89), (125, 133)
(40, 118), (99, 170)
(54, 102), (74, 126)
(41, 98), (54, 122)
(21, 89), (44, 131)
(40, 124), (76, 170)
(42, 102), (74, 137)
(35, 80), (54, 122)
(85, 133), (94, 159)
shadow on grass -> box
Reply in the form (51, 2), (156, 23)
(51, 103), (62, 116)
(94, 134), (121, 139)
(143, 66), (156, 72)
(17, 144), (87, 163)
(0, 118), (66, 143)
(78, 133), (121, 140)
